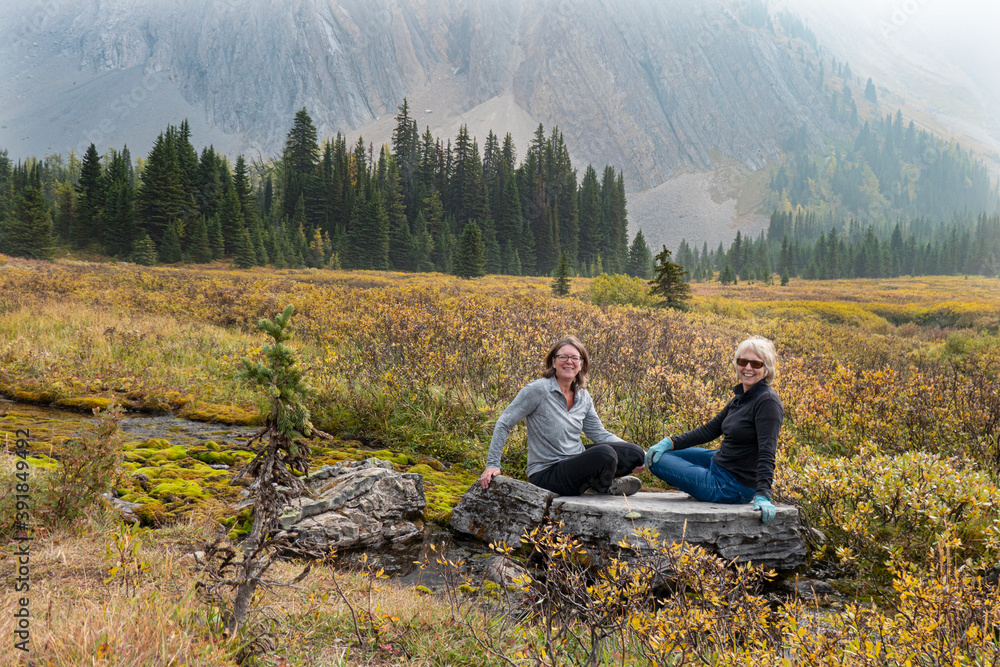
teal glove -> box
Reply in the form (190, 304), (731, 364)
(753, 493), (776, 524)
(644, 436), (673, 468)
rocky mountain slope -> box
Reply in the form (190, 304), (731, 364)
(2, 0), (993, 249)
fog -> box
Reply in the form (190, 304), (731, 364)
(773, 0), (1000, 151)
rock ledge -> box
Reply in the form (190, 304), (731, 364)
(450, 476), (806, 570)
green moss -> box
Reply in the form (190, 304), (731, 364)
(205, 441), (221, 452)
(405, 464), (477, 524)
(135, 502), (170, 527)
(414, 585), (433, 595)
(225, 508), (253, 540)
(370, 449), (411, 466)
(149, 445), (188, 462)
(142, 438), (173, 450)
(119, 493), (157, 505)
(54, 396), (112, 411)
(190, 449), (238, 466)
(182, 402), (259, 426)
(150, 479), (204, 498)
(26, 454), (58, 470)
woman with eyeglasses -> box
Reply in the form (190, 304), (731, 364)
(478, 335), (645, 496)
(645, 336), (784, 523)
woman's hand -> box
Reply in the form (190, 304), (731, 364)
(645, 436), (673, 467)
(753, 493), (776, 524)
(479, 467), (501, 489)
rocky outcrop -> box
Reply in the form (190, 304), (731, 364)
(279, 457), (425, 553)
(450, 476), (807, 570)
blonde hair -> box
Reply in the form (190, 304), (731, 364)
(542, 335), (590, 390)
(733, 336), (778, 384)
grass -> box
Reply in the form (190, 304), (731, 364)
(0, 255), (999, 664)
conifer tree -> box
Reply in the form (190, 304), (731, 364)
(159, 219), (184, 263)
(189, 215), (213, 263)
(455, 220), (486, 279)
(75, 144), (104, 249)
(233, 225), (257, 269)
(103, 148), (136, 257)
(253, 227), (269, 266)
(626, 229), (653, 278)
(132, 233), (158, 266)
(578, 165), (602, 270)
(649, 245), (691, 310)
(207, 215), (225, 260)
(720, 263), (737, 285)
(508, 248), (522, 276)
(3, 186), (55, 260)
(229, 305), (332, 633)
(479, 216), (502, 274)
(138, 126), (193, 243)
(218, 187), (246, 256)
(551, 251), (572, 296)
(54, 181), (77, 244)
(409, 210), (433, 272)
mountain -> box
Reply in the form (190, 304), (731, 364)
(1, 0), (996, 250)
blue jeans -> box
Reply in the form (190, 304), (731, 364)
(648, 447), (755, 504)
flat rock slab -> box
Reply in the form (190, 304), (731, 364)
(450, 478), (806, 570)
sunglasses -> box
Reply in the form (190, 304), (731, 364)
(736, 358), (764, 369)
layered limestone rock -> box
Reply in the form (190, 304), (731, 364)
(450, 476), (807, 570)
(9, 0), (836, 188)
(280, 457), (426, 552)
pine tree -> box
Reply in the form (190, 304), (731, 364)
(626, 229), (653, 278)
(230, 305), (332, 633)
(3, 186), (55, 259)
(455, 220), (486, 279)
(218, 187), (246, 256)
(719, 263), (736, 285)
(233, 225), (257, 269)
(649, 245), (691, 310)
(551, 251), (572, 296)
(132, 233), (158, 266)
(74, 144), (104, 249)
(138, 125), (194, 243)
(159, 219), (184, 263)
(206, 215), (225, 259)
(187, 215), (213, 263)
(103, 148), (136, 257)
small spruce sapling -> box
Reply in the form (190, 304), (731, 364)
(202, 305), (332, 635)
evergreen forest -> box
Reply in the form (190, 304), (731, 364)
(0, 103), (652, 279)
(675, 109), (1000, 283)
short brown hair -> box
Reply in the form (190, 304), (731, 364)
(542, 335), (590, 390)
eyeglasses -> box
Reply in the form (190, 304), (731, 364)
(554, 354), (583, 362)
(736, 358), (764, 369)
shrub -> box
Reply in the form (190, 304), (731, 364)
(588, 273), (657, 307)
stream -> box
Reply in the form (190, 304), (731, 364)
(0, 398), (493, 585)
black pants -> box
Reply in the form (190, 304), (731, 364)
(528, 442), (645, 496)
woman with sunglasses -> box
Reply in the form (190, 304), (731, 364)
(645, 336), (783, 523)
(478, 335), (645, 496)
